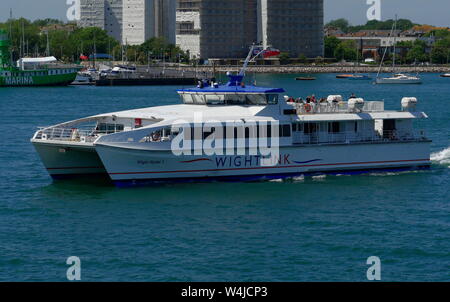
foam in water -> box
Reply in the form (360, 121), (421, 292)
(431, 147), (450, 167)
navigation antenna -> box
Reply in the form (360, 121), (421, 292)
(239, 44), (267, 77)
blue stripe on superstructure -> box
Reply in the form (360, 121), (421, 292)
(177, 85), (285, 94)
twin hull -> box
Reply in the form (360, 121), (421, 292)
(32, 141), (106, 179)
(95, 141), (431, 185)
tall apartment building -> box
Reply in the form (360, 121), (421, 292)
(258, 0), (324, 58)
(79, 0), (106, 29)
(104, 0), (123, 42)
(176, 0), (257, 59)
(78, 0), (175, 45)
(122, 0), (154, 45)
(176, 0), (324, 59)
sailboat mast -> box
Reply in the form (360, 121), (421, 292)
(377, 20), (396, 78)
(392, 15), (397, 74)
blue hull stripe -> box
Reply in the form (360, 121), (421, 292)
(112, 165), (431, 188)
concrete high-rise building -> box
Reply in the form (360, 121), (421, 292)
(176, 0), (324, 59)
(122, 0), (176, 45)
(122, 0), (154, 45)
(258, 0), (324, 58)
(79, 0), (106, 29)
(176, 0), (257, 59)
(78, 0), (176, 46)
(155, 0), (177, 45)
(104, 0), (123, 42)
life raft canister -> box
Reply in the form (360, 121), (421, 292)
(304, 103), (312, 112)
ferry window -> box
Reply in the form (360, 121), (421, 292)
(181, 94), (194, 104)
(354, 121), (358, 132)
(205, 94), (225, 105)
(266, 94), (279, 105)
(292, 123), (303, 132)
(97, 123), (124, 134)
(203, 127), (214, 139)
(304, 123), (317, 134)
(192, 94), (206, 104)
(279, 124), (291, 137)
(328, 122), (340, 133)
(225, 94), (246, 105)
(246, 94), (267, 105)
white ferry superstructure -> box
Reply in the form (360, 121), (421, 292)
(31, 46), (431, 186)
(31, 74), (431, 186)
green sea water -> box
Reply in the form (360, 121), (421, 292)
(0, 73), (449, 281)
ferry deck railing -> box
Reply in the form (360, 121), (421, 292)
(293, 130), (427, 145)
(34, 126), (123, 143)
(293, 101), (384, 114)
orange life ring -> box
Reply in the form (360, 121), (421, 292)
(304, 103), (312, 112)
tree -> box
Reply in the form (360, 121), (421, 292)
(405, 40), (428, 63)
(430, 37), (450, 63)
(298, 53), (307, 63)
(278, 52), (290, 65)
(326, 19), (350, 33)
(324, 36), (341, 58)
(334, 40), (357, 61)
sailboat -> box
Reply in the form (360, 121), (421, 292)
(375, 16), (422, 85)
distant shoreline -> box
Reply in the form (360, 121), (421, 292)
(182, 65), (450, 74)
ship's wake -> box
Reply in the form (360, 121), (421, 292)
(431, 147), (450, 167)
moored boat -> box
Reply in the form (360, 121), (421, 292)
(0, 29), (80, 87)
(375, 73), (422, 84)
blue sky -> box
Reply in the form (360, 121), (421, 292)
(0, 0), (449, 27)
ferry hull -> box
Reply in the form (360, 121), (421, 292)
(0, 73), (77, 87)
(32, 141), (107, 179)
(95, 141), (431, 186)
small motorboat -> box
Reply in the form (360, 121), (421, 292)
(440, 73), (450, 78)
(347, 74), (372, 80)
(336, 74), (354, 79)
(296, 77), (316, 81)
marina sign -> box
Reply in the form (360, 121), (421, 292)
(4, 76), (34, 86)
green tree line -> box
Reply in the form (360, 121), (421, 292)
(325, 18), (450, 64)
(0, 18), (188, 64)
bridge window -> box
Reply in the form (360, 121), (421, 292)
(96, 123), (124, 134)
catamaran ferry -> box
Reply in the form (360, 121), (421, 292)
(31, 48), (431, 186)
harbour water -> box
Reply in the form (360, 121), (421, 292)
(0, 73), (449, 281)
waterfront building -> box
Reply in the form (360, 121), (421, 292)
(176, 0), (324, 60)
(78, 0), (175, 45)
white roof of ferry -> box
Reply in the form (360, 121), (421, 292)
(90, 104), (427, 123)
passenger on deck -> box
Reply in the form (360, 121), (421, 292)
(350, 93), (356, 99)
(319, 97), (327, 103)
(296, 97), (304, 104)
(311, 94), (316, 103)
